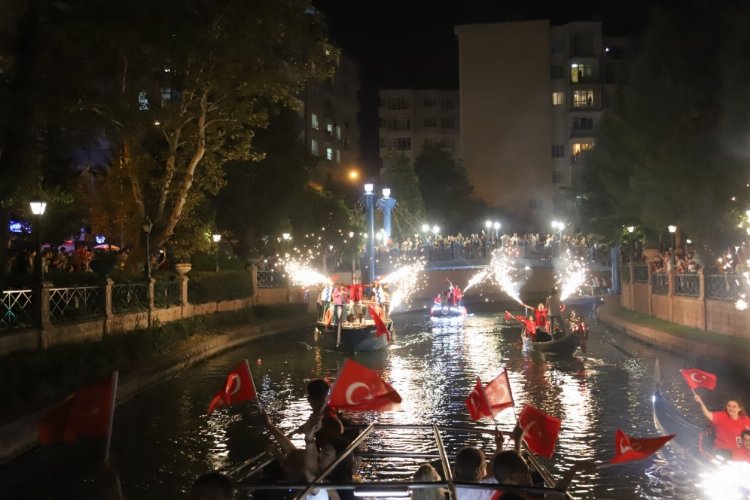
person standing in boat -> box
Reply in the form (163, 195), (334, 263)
(318, 282), (333, 319)
(349, 278), (364, 324)
(332, 284), (346, 326)
(545, 288), (567, 336)
(694, 395), (750, 457)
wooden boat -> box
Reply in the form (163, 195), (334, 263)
(315, 303), (393, 352)
(230, 423), (573, 500)
(652, 389), (713, 459)
(525, 330), (582, 356)
(430, 304), (467, 318)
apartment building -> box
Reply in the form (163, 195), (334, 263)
(302, 52), (361, 186)
(378, 89), (461, 171)
(456, 20), (629, 230)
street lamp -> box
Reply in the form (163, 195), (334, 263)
(484, 220), (492, 236)
(421, 223), (430, 233)
(212, 233), (221, 272)
(493, 221), (501, 240)
(668, 224), (677, 268)
(432, 225), (440, 235)
(626, 226), (635, 262)
(142, 217), (153, 279)
(363, 184), (376, 283)
(29, 201), (47, 282)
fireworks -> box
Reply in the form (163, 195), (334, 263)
(486, 249), (528, 305)
(463, 267), (490, 293)
(554, 251), (590, 301)
(282, 259), (331, 287)
(737, 270), (750, 311)
(380, 259), (426, 313)
(698, 459), (750, 500)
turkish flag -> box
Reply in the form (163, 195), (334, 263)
(609, 429), (674, 464)
(484, 371), (514, 417)
(39, 373), (116, 444)
(367, 305), (390, 342)
(207, 360), (258, 414)
(680, 369), (717, 390)
(466, 377), (491, 420)
(327, 359), (401, 411)
(518, 404), (561, 459)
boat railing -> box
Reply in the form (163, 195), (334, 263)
(232, 423), (573, 499)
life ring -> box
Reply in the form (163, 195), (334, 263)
(323, 308), (333, 326)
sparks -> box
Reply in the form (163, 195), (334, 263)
(379, 259), (426, 313)
(698, 459), (750, 499)
(486, 248), (528, 305)
(555, 251), (590, 301)
(282, 259), (331, 287)
(463, 267), (490, 293)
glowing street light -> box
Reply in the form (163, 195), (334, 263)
(668, 225), (677, 268)
(627, 226), (635, 234)
(421, 223), (430, 233)
(212, 233), (221, 272)
(29, 201), (47, 282)
(432, 225), (440, 234)
(348, 169), (360, 181)
(282, 232), (291, 241)
(142, 217), (153, 279)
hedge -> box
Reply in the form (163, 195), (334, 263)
(187, 270), (253, 304)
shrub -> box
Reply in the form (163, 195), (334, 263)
(188, 270), (252, 303)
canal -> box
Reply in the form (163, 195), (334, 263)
(1, 308), (747, 499)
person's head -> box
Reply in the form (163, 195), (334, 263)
(726, 399), (745, 418)
(412, 464), (443, 500)
(537, 303), (545, 311)
(491, 450), (531, 486)
(741, 430), (750, 450)
(307, 379), (330, 410)
(454, 446), (486, 481)
(189, 472), (234, 500)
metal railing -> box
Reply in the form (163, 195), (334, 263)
(256, 270), (287, 289)
(633, 265), (649, 283)
(706, 274), (745, 301)
(154, 281), (182, 308)
(49, 286), (102, 323)
(1, 289), (33, 330)
(112, 283), (149, 313)
(652, 272), (669, 295)
(675, 274), (700, 297)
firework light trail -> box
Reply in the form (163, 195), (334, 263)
(379, 258), (426, 313)
(282, 259), (332, 287)
(554, 251), (590, 301)
(483, 249), (529, 305)
(698, 460), (750, 499)
(736, 270), (750, 310)
(463, 267), (490, 293)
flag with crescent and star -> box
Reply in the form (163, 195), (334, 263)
(39, 373), (117, 444)
(327, 359), (401, 411)
(466, 377), (491, 420)
(207, 359), (258, 414)
(679, 368), (717, 390)
(518, 404), (561, 459)
(609, 429), (674, 464)
(466, 371), (514, 421)
(367, 305), (390, 342)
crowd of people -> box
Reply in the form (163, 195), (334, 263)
(316, 279), (389, 326)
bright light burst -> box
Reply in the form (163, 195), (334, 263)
(555, 250), (590, 301)
(463, 267), (490, 293)
(282, 259), (331, 287)
(486, 249), (529, 305)
(738, 271), (750, 311)
(379, 258), (426, 313)
(697, 459), (750, 499)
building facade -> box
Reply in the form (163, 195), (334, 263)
(456, 20), (628, 231)
(302, 52), (361, 187)
(378, 89), (461, 171)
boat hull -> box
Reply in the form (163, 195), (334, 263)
(525, 330), (581, 356)
(430, 305), (467, 317)
(652, 389), (708, 452)
(315, 321), (392, 352)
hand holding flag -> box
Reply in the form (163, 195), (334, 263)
(327, 359), (401, 411)
(518, 404), (561, 459)
(208, 359), (258, 414)
(367, 305), (390, 342)
(680, 368), (717, 391)
(609, 429), (674, 464)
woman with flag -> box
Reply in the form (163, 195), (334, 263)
(694, 395), (750, 455)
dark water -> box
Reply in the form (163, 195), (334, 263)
(2, 310), (748, 499)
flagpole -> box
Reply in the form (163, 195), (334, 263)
(245, 358), (264, 413)
(104, 371), (119, 463)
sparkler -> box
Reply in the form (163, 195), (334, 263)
(282, 259), (331, 287)
(486, 249), (528, 305)
(698, 459), (750, 499)
(463, 267), (490, 293)
(737, 269), (750, 311)
(554, 251), (590, 301)
(379, 258), (426, 313)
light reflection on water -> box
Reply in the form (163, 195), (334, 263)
(2, 311), (748, 499)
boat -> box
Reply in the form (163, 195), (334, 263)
(652, 389), (710, 453)
(315, 302), (393, 352)
(430, 304), (467, 318)
(229, 423), (574, 500)
(525, 329), (582, 356)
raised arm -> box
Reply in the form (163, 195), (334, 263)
(261, 411), (296, 455)
(694, 394), (714, 422)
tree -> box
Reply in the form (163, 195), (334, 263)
(580, 2), (749, 248)
(37, 0), (337, 267)
(413, 143), (487, 233)
(382, 152), (426, 238)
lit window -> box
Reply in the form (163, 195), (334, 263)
(571, 142), (594, 161)
(326, 121), (334, 135)
(572, 90), (595, 107)
(570, 63), (593, 83)
(326, 147), (334, 160)
(138, 91), (149, 111)
(160, 88), (172, 107)
(311, 113), (319, 130)
(311, 139), (319, 155)
(552, 92), (564, 106)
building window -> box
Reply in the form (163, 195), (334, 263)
(570, 63), (594, 83)
(572, 117), (594, 130)
(336, 149), (341, 163)
(137, 91), (149, 111)
(551, 145), (565, 158)
(325, 146), (334, 160)
(423, 117), (437, 128)
(441, 98), (455, 109)
(552, 92), (564, 106)
(325, 121), (334, 135)
(441, 117), (455, 128)
(311, 139), (319, 156)
(387, 138), (411, 150)
(423, 97), (436, 107)
(311, 113), (319, 130)
(336, 125), (342, 140)
(572, 90), (595, 107)
(570, 32), (594, 56)
(550, 65), (564, 79)
(387, 97), (410, 110)
(386, 117), (411, 130)
(571, 142), (594, 161)
(552, 171), (564, 184)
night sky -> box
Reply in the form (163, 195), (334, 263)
(312, 0), (656, 173)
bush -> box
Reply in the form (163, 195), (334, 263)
(188, 270), (252, 303)
(190, 251), (245, 272)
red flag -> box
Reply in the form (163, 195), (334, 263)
(367, 305), (390, 342)
(327, 359), (401, 411)
(680, 369), (717, 390)
(39, 374), (116, 444)
(484, 371), (514, 417)
(610, 429), (674, 464)
(504, 311), (512, 321)
(208, 360), (258, 414)
(466, 377), (491, 420)
(518, 404), (561, 458)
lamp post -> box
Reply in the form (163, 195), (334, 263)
(363, 183), (376, 284)
(142, 217), (153, 280)
(493, 221), (501, 241)
(668, 224), (677, 269)
(484, 220), (492, 239)
(377, 187), (397, 244)
(29, 201), (47, 282)
(627, 225), (635, 262)
(212, 233), (221, 272)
